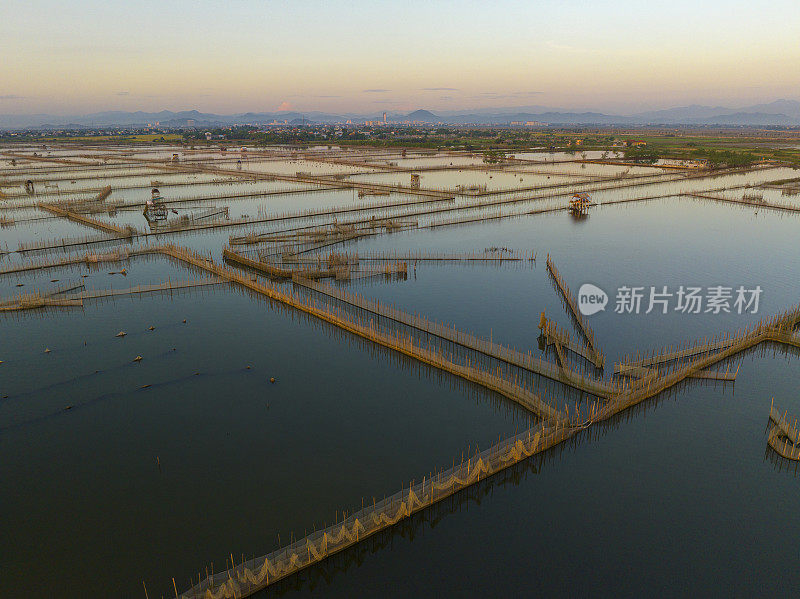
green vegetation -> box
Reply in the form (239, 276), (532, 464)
(41, 133), (182, 142)
(4, 124), (797, 168)
(482, 149), (506, 164)
(175, 126), (800, 169)
(0, 132), (184, 143)
(623, 147), (659, 164)
(694, 149), (758, 167)
(621, 133), (800, 167)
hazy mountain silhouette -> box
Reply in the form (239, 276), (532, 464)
(405, 110), (438, 122)
(2, 100), (799, 128)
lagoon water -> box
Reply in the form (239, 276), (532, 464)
(1, 148), (798, 597)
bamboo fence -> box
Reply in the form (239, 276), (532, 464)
(768, 400), (800, 461)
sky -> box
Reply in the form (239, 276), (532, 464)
(1, 0), (799, 116)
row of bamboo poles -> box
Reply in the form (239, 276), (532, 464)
(541, 318), (602, 369)
(228, 246), (411, 283)
(104, 142), (747, 215)
(162, 243), (566, 421)
(768, 400), (800, 461)
(545, 255), (604, 368)
(80, 189), (446, 242)
(17, 232), (123, 253)
(1, 166), (165, 185)
(324, 249), (537, 262)
(125, 155), (455, 201)
(329, 262), (408, 281)
(0, 159), (176, 177)
(236, 173), (725, 257)
(225, 194), (454, 246)
(0, 160), (118, 176)
(37, 203), (134, 237)
(0, 150), (101, 167)
(170, 281), (800, 599)
(690, 192), (800, 213)
(10, 164), (759, 258)
(286, 271), (612, 398)
(607, 309), (800, 416)
(93, 185), (333, 210)
(0, 277), (222, 311)
(0, 176), (246, 203)
(176, 300), (800, 599)
(614, 308), (800, 372)
(178, 419), (575, 599)
(14, 242), (789, 411)
(225, 184), (574, 249)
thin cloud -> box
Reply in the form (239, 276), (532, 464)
(116, 91), (130, 96)
(0, 95), (24, 100)
(473, 91), (543, 99)
(287, 94), (342, 98)
(363, 89), (390, 93)
(422, 87), (459, 91)
(544, 41), (582, 53)
(42, 43), (142, 56)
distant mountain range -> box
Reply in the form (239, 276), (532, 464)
(2, 100), (800, 129)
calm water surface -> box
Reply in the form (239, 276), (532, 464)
(1, 154), (798, 598)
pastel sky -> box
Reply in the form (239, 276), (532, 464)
(1, 0), (799, 115)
